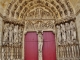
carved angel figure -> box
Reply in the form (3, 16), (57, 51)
(56, 25), (62, 45)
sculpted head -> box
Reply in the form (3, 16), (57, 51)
(65, 23), (69, 27)
(70, 21), (74, 24)
(60, 24), (63, 27)
(56, 25), (60, 29)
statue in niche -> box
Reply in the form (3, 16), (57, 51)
(14, 25), (18, 44)
(56, 25), (62, 45)
(70, 21), (77, 43)
(3, 23), (9, 45)
(38, 32), (43, 60)
(19, 26), (23, 45)
(60, 11), (63, 17)
(65, 23), (71, 44)
(38, 22), (41, 29)
(9, 24), (14, 45)
(70, 21), (77, 58)
(70, 8), (74, 15)
(61, 24), (66, 44)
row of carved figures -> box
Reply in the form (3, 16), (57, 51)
(58, 44), (80, 60)
(2, 47), (22, 60)
(3, 23), (23, 45)
(56, 21), (78, 45)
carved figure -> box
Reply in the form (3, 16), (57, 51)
(70, 21), (77, 43)
(61, 24), (66, 44)
(9, 24), (14, 44)
(14, 25), (18, 43)
(56, 25), (62, 45)
(3, 23), (9, 44)
(38, 32), (43, 60)
(65, 23), (70, 44)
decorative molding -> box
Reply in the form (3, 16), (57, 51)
(0, 13), (5, 18)
(6, 0), (74, 19)
(76, 9), (80, 16)
(24, 20), (55, 33)
(55, 15), (76, 25)
(3, 18), (25, 26)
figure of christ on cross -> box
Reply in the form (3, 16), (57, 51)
(38, 32), (43, 60)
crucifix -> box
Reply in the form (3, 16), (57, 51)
(38, 31), (43, 60)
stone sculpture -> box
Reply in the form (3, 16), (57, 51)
(61, 24), (66, 44)
(38, 32), (43, 60)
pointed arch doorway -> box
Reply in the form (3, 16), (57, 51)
(24, 31), (56, 60)
(24, 4), (56, 60)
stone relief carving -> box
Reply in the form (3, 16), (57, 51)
(61, 24), (66, 44)
(26, 8), (53, 19)
(70, 21), (77, 44)
(2, 22), (23, 60)
(56, 20), (77, 45)
(3, 23), (9, 45)
(56, 20), (79, 60)
(65, 23), (71, 44)
(14, 25), (18, 44)
(25, 20), (55, 31)
(3, 22), (23, 46)
(56, 25), (62, 45)
(9, 24), (14, 45)
(6, 0), (75, 20)
(19, 26), (23, 45)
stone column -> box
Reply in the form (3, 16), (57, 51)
(0, 17), (2, 60)
(22, 26), (25, 60)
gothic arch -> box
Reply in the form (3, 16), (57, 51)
(6, 0), (75, 20)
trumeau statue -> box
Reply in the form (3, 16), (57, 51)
(70, 21), (77, 43)
(61, 24), (66, 44)
(3, 23), (9, 44)
(65, 23), (71, 44)
(9, 24), (14, 44)
(14, 25), (18, 43)
(38, 32), (43, 60)
(56, 25), (62, 45)
(38, 32), (43, 52)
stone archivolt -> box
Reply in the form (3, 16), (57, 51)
(6, 0), (74, 20)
